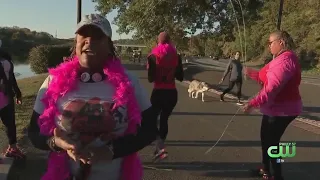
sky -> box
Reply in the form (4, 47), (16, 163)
(0, 0), (134, 40)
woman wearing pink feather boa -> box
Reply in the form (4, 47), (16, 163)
(27, 14), (158, 180)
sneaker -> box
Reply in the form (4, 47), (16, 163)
(153, 149), (168, 162)
(153, 139), (168, 162)
(3, 146), (26, 159)
(251, 166), (268, 177)
(236, 100), (244, 106)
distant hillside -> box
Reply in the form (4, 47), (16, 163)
(0, 26), (146, 63)
(0, 26), (73, 63)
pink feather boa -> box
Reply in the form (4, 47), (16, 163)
(38, 56), (143, 180)
(151, 43), (177, 60)
(146, 43), (178, 70)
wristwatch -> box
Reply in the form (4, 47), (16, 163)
(48, 137), (63, 152)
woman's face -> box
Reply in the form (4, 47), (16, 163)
(75, 25), (111, 70)
(234, 52), (240, 60)
(268, 33), (284, 56)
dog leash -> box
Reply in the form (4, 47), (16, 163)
(205, 107), (241, 154)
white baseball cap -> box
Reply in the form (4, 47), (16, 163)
(75, 14), (112, 38)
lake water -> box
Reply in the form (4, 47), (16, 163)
(14, 64), (36, 80)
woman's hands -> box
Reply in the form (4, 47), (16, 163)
(53, 128), (86, 163)
(242, 103), (253, 114)
(53, 128), (114, 164)
(53, 128), (78, 151)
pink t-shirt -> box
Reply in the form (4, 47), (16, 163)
(248, 51), (302, 116)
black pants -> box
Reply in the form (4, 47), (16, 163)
(0, 100), (17, 145)
(260, 115), (296, 179)
(150, 89), (178, 140)
(222, 79), (242, 100)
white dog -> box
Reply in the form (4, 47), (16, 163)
(188, 80), (209, 102)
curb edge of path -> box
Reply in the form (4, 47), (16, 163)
(176, 79), (320, 129)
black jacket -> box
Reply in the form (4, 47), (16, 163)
(0, 50), (21, 99)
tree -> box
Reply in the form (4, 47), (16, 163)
(29, 45), (50, 74)
(0, 26), (71, 63)
(29, 45), (71, 74)
(93, 0), (231, 41)
(188, 36), (205, 56)
(92, 0), (264, 56)
(93, 0), (320, 70)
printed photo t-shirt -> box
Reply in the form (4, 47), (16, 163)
(33, 70), (151, 180)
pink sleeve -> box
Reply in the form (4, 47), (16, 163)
(245, 68), (260, 82)
(249, 57), (295, 107)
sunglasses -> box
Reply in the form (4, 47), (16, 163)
(268, 39), (280, 46)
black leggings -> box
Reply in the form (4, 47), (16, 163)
(222, 79), (242, 100)
(150, 89), (178, 140)
(0, 100), (17, 145)
(260, 115), (296, 179)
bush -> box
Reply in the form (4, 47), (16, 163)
(29, 44), (71, 74)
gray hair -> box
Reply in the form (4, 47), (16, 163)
(271, 30), (296, 51)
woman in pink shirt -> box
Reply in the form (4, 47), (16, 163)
(243, 31), (302, 180)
